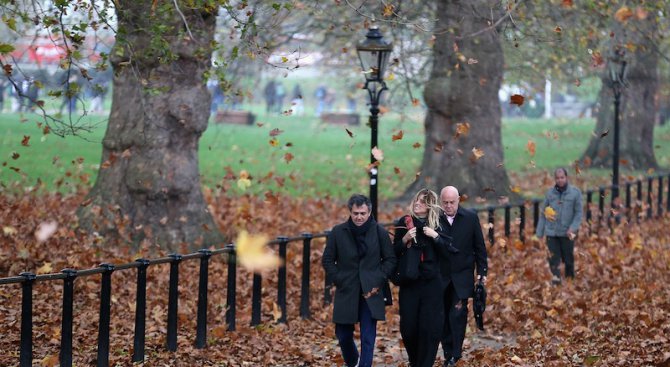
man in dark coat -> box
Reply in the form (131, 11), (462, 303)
(436, 186), (488, 366)
(322, 194), (396, 367)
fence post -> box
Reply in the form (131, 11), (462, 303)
(195, 249), (212, 349)
(504, 205), (511, 238)
(519, 204), (526, 243)
(97, 264), (115, 367)
(533, 199), (540, 231)
(647, 177), (653, 219)
(625, 183), (632, 221)
(251, 273), (262, 326)
(657, 176), (663, 217)
(667, 174), (670, 213)
(487, 207), (495, 245)
(637, 180), (643, 223)
(276, 237), (289, 324)
(300, 233), (313, 319)
(166, 254), (182, 352)
(19, 272), (35, 367)
(59, 268), (78, 367)
(323, 230), (333, 305)
(225, 244), (237, 331)
(132, 259), (150, 363)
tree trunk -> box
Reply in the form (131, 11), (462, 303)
(77, 2), (223, 250)
(580, 15), (658, 171)
(401, 0), (513, 202)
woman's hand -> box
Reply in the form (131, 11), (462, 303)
(423, 226), (438, 239)
(403, 227), (417, 245)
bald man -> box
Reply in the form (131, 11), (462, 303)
(436, 186), (488, 366)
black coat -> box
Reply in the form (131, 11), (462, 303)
(392, 216), (443, 281)
(322, 221), (396, 324)
(436, 207), (488, 299)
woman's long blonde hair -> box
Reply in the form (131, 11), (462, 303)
(409, 189), (441, 230)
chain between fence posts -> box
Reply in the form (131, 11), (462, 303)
(132, 259), (150, 363)
(195, 249), (212, 349)
(97, 264), (115, 367)
(277, 236), (289, 324)
(300, 233), (313, 319)
(19, 272), (35, 367)
(59, 268), (77, 367)
(166, 254), (182, 352)
(226, 244), (237, 331)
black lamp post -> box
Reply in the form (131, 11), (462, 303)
(356, 26), (393, 220)
(609, 48), (627, 206)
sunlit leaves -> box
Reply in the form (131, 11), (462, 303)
(455, 122), (470, 137)
(36, 262), (53, 274)
(471, 147), (485, 160)
(235, 230), (281, 273)
(237, 170), (252, 191)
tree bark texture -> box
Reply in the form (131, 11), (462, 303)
(580, 15), (658, 170)
(401, 0), (513, 202)
(78, 1), (223, 250)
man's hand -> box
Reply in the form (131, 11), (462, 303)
(477, 275), (487, 285)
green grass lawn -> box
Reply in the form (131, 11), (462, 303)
(1, 109), (669, 200)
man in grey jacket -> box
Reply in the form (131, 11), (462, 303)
(536, 168), (583, 284)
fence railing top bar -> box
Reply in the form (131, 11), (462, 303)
(0, 276), (26, 285)
(77, 267), (107, 277)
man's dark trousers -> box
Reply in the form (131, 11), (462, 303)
(399, 276), (444, 367)
(547, 236), (575, 278)
(335, 295), (377, 367)
(442, 281), (468, 361)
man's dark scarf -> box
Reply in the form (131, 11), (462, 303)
(347, 216), (375, 258)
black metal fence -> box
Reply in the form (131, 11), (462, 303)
(0, 173), (668, 366)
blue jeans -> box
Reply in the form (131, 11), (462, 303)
(335, 296), (377, 367)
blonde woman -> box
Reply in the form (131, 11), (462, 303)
(393, 189), (451, 367)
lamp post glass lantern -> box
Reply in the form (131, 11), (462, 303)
(356, 26), (393, 220)
(609, 48), (627, 205)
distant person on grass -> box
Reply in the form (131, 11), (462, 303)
(322, 194), (396, 367)
(536, 167), (583, 285)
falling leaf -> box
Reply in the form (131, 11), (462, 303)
(386, 73), (395, 81)
(591, 51), (604, 68)
(21, 136), (30, 146)
(11, 152), (19, 160)
(471, 147), (485, 160)
(235, 230), (281, 273)
(635, 7), (648, 20)
(467, 58), (478, 64)
(345, 128), (354, 138)
(554, 26), (562, 33)
(237, 170), (252, 190)
(412, 142), (421, 149)
(574, 79), (582, 87)
(510, 94), (524, 106)
(434, 143), (444, 152)
(379, 105), (390, 114)
(36, 262), (53, 275)
(271, 302), (283, 322)
(284, 152), (294, 163)
(372, 147), (384, 161)
(600, 129), (609, 138)
(256, 122), (265, 127)
(280, 56), (288, 63)
(614, 6), (633, 22)
(3, 226), (17, 236)
(561, 0), (573, 8)
(527, 140), (536, 157)
(382, 4), (394, 17)
(544, 206), (556, 221)
(411, 98), (420, 107)
(269, 138), (279, 147)
(510, 186), (522, 193)
(269, 128), (284, 137)
(391, 130), (404, 142)
(455, 122), (470, 137)
(394, 167), (401, 175)
(35, 221), (58, 242)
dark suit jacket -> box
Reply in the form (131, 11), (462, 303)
(322, 222), (396, 324)
(436, 207), (488, 299)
